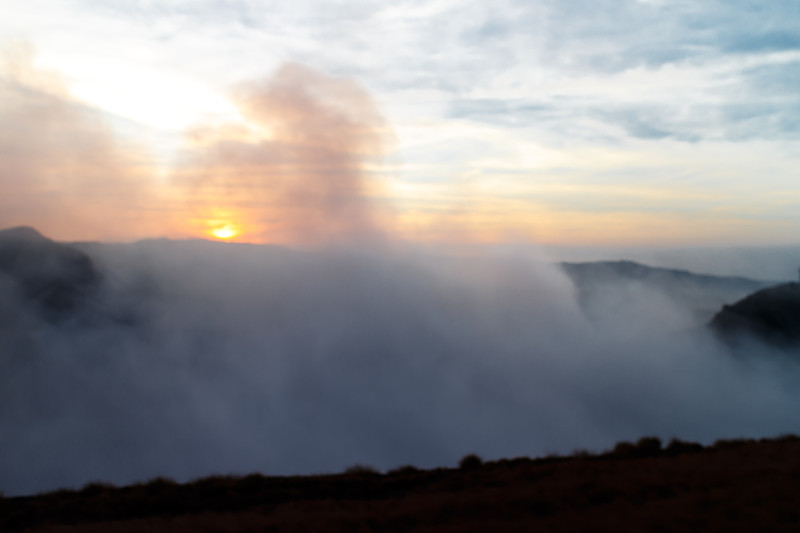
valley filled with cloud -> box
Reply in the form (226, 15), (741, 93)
(2, 227), (799, 496)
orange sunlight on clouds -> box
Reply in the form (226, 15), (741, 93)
(0, 44), (171, 242)
(3, 46), (789, 249)
(171, 63), (390, 246)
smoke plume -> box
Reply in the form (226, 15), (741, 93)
(175, 63), (389, 244)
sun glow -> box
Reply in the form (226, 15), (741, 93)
(209, 221), (239, 240)
(67, 64), (238, 131)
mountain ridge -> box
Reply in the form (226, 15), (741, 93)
(0, 225), (102, 319)
(710, 282), (800, 349)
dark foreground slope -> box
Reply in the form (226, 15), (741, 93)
(3, 436), (800, 532)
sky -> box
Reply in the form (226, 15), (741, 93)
(1, 0), (799, 247)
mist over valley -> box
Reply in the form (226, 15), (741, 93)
(2, 226), (800, 497)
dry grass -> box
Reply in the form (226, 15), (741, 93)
(3, 435), (800, 532)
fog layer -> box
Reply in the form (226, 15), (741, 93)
(2, 237), (799, 496)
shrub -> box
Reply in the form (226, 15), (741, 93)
(345, 464), (379, 475)
(571, 449), (593, 459)
(40, 487), (77, 498)
(388, 464), (421, 475)
(144, 476), (178, 488)
(458, 454), (483, 470)
(712, 438), (753, 450)
(664, 438), (704, 456)
(610, 437), (662, 458)
(80, 481), (115, 496)
(635, 436), (662, 457)
(241, 473), (268, 491)
(611, 441), (637, 458)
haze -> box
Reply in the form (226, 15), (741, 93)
(1, 0), (800, 498)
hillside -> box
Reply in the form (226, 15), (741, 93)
(2, 435), (799, 532)
(709, 282), (800, 349)
(560, 260), (773, 323)
(0, 226), (102, 320)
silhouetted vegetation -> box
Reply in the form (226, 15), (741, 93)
(387, 464), (421, 475)
(664, 437), (704, 456)
(2, 434), (800, 532)
(344, 464), (380, 475)
(609, 436), (662, 458)
(458, 453), (483, 470)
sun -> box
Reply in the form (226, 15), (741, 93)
(209, 222), (239, 240)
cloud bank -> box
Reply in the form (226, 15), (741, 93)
(1, 234), (799, 497)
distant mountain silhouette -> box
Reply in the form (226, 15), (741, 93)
(2, 227), (792, 345)
(560, 260), (773, 322)
(0, 226), (102, 320)
(709, 283), (800, 349)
